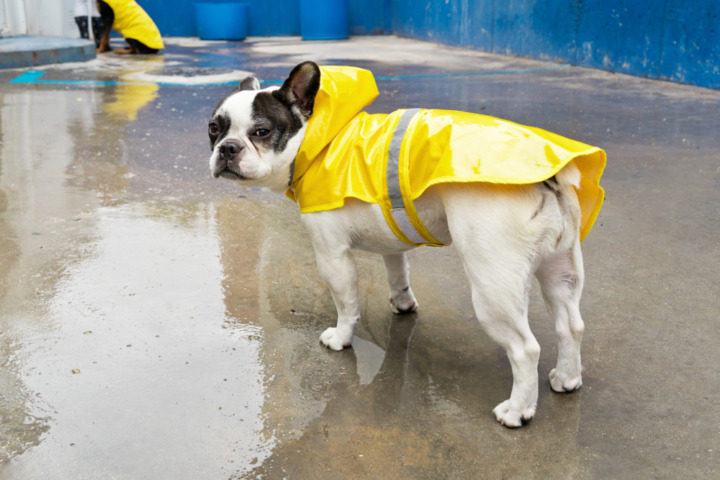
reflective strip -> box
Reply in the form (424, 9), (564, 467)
(387, 108), (421, 209)
(390, 208), (427, 245)
(385, 108), (428, 244)
(384, 108), (444, 246)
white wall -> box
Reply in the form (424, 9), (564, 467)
(24, 0), (77, 37)
(1, 0), (28, 36)
(1, 0), (81, 37)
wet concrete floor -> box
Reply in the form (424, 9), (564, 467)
(0, 36), (719, 479)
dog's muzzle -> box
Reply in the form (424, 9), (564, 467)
(213, 140), (246, 179)
(219, 140), (243, 160)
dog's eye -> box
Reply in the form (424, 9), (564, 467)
(208, 122), (220, 136)
(253, 128), (271, 138)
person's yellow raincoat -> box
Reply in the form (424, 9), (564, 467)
(287, 66), (605, 246)
(103, 0), (164, 50)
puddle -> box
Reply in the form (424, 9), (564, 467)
(1, 202), (273, 478)
(122, 66), (251, 85)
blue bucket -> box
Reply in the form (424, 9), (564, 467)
(300, 0), (349, 40)
(194, 2), (249, 40)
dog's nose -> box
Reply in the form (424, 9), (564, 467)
(219, 141), (243, 159)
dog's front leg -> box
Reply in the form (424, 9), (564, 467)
(315, 246), (359, 350)
(303, 215), (360, 350)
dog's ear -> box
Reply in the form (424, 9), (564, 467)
(273, 61), (321, 119)
(238, 76), (260, 91)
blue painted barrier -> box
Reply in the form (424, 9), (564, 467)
(300, 0), (349, 40)
(134, 0), (719, 89)
(137, 0), (387, 37)
(194, 2), (249, 40)
(391, 0), (719, 89)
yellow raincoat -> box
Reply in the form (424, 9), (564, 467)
(287, 66), (605, 246)
(104, 0), (164, 50)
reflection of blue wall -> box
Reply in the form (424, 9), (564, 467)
(137, 0), (719, 89)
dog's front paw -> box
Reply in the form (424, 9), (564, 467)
(390, 287), (419, 314)
(492, 400), (536, 428)
(320, 327), (352, 351)
(549, 368), (582, 393)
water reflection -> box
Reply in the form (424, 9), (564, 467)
(2, 202), (274, 477)
(1, 87), (103, 464)
(0, 80), (272, 477)
(104, 83), (158, 121)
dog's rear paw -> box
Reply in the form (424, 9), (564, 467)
(390, 287), (419, 314)
(320, 327), (352, 351)
(549, 368), (582, 393)
(492, 400), (535, 428)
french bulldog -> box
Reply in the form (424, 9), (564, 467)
(207, 61), (603, 428)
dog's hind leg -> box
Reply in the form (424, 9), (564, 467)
(451, 235), (540, 426)
(535, 243), (585, 393)
(382, 253), (419, 314)
(444, 186), (541, 427)
(465, 266), (541, 428)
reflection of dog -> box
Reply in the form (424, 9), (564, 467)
(207, 61), (606, 428)
(96, 0), (164, 54)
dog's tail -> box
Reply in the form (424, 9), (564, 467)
(552, 162), (584, 240)
(555, 162), (581, 189)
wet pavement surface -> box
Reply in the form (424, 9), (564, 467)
(1, 36), (719, 479)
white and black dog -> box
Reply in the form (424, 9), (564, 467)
(207, 61), (590, 428)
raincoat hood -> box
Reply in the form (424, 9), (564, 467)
(292, 66), (379, 182)
(287, 66), (605, 245)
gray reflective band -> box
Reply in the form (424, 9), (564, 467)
(391, 208), (427, 244)
(384, 108), (437, 245)
(387, 108), (421, 209)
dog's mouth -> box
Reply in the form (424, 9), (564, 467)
(212, 159), (248, 181)
(217, 169), (247, 180)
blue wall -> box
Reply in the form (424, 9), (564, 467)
(138, 0), (390, 37)
(136, 0), (719, 89)
(391, 0), (720, 89)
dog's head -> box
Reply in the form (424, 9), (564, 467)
(208, 61), (321, 192)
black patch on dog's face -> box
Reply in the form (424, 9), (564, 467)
(249, 91), (304, 154)
(208, 111), (230, 151)
(208, 63), (320, 157)
(208, 89), (305, 156)
(208, 78), (256, 151)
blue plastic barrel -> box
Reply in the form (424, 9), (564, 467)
(300, 0), (349, 40)
(194, 2), (249, 40)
